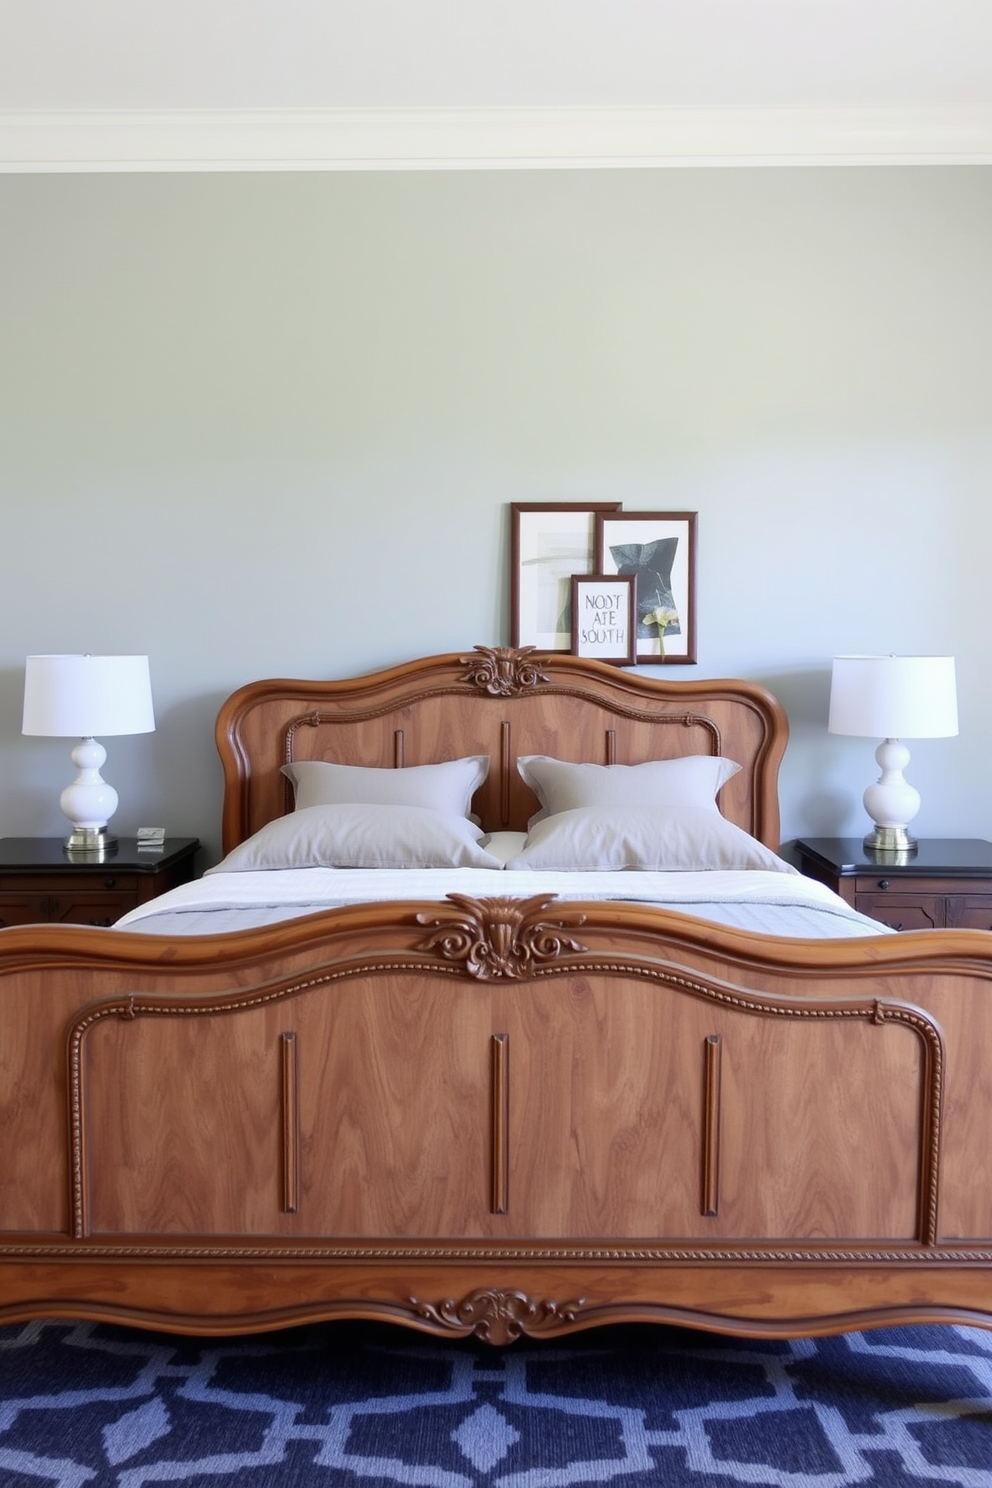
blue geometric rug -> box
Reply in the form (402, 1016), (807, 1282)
(0, 1318), (990, 1487)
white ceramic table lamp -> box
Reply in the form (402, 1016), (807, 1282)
(828, 654), (958, 856)
(22, 654), (156, 858)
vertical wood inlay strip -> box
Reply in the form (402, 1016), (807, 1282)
(500, 720), (511, 825)
(702, 1034), (722, 1217)
(281, 1032), (300, 1214)
(393, 729), (405, 767)
(491, 1033), (509, 1214)
(605, 728), (617, 764)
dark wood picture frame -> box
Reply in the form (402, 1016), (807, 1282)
(595, 510), (697, 663)
(510, 501), (621, 650)
(570, 573), (636, 665)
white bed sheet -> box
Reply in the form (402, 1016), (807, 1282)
(116, 866), (892, 939)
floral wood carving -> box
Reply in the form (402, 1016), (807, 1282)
(416, 894), (587, 980)
(409, 1288), (587, 1344)
(460, 645), (550, 696)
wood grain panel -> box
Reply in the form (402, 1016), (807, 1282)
(70, 953), (936, 1247)
(76, 975), (494, 1238)
(485, 971), (931, 1243)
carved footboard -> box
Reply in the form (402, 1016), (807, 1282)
(1, 899), (992, 1344)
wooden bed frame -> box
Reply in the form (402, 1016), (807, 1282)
(2, 645), (992, 1345)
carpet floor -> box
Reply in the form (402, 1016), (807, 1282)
(0, 1317), (989, 1487)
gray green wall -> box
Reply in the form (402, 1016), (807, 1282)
(2, 166), (990, 861)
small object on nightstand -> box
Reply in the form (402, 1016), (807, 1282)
(794, 836), (992, 932)
(137, 826), (166, 851)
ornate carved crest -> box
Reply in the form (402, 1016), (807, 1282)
(416, 894), (587, 980)
(460, 645), (550, 696)
(409, 1287), (587, 1344)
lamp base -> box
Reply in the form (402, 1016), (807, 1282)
(64, 826), (119, 860)
(863, 824), (917, 858)
(861, 738), (921, 862)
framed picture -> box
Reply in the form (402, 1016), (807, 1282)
(570, 574), (636, 665)
(510, 502), (621, 650)
(595, 510), (697, 663)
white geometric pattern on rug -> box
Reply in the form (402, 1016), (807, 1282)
(0, 1318), (989, 1486)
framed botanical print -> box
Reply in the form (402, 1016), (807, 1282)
(510, 502), (621, 650)
(595, 510), (697, 663)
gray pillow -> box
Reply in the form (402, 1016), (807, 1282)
(517, 754), (741, 824)
(504, 806), (797, 873)
(208, 804), (504, 872)
(282, 756), (488, 818)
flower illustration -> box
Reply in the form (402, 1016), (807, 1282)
(645, 607), (679, 655)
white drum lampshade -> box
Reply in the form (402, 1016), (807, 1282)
(828, 655), (958, 856)
(22, 654), (156, 857)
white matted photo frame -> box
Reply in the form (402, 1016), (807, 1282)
(510, 502), (621, 650)
(570, 574), (636, 665)
(595, 510), (697, 663)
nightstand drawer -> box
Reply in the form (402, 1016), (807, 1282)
(857, 894), (992, 932)
(2, 870), (144, 899)
(854, 894), (942, 932)
(947, 896), (992, 931)
(0, 892), (132, 928)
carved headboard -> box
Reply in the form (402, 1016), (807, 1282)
(215, 646), (788, 854)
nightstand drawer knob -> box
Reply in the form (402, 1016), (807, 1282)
(103, 877), (117, 889)
(877, 879), (891, 890)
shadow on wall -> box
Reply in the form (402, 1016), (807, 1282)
(751, 664), (858, 843)
(146, 689), (228, 861)
(0, 662), (44, 833)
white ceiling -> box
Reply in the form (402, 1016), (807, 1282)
(2, 0), (991, 169)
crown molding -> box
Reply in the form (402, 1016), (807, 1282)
(2, 105), (991, 172)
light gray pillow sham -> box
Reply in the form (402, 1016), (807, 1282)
(504, 806), (797, 874)
(517, 754), (742, 824)
(282, 756), (488, 818)
(208, 804), (504, 873)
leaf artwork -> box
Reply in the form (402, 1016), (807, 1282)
(609, 539), (681, 637)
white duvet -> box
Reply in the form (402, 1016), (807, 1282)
(116, 865), (891, 940)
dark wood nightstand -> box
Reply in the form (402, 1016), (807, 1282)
(0, 837), (200, 928)
(794, 837), (992, 932)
